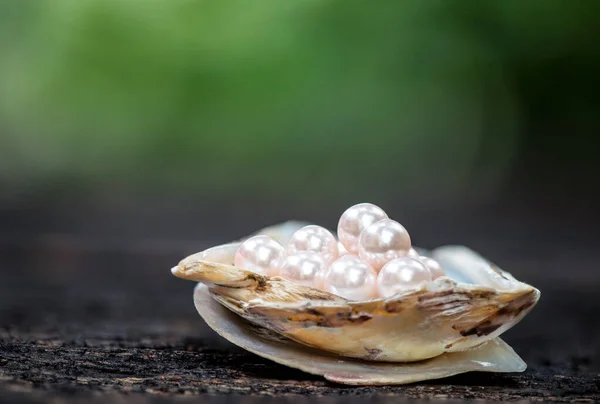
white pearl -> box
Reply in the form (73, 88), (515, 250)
(323, 255), (377, 301)
(408, 248), (420, 258)
(314, 269), (327, 290)
(419, 256), (445, 279)
(234, 235), (284, 276)
(279, 251), (326, 288)
(337, 203), (388, 254)
(338, 241), (350, 256)
(287, 225), (339, 264)
(358, 219), (411, 270)
(377, 257), (432, 298)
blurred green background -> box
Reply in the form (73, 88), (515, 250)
(1, 0), (599, 222)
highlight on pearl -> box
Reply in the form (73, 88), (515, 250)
(279, 251), (326, 288)
(376, 257), (432, 298)
(337, 203), (388, 254)
(323, 255), (378, 301)
(408, 248), (420, 258)
(234, 235), (285, 276)
(338, 241), (350, 256)
(314, 267), (327, 290)
(419, 256), (445, 280)
(358, 218), (412, 270)
(286, 225), (339, 264)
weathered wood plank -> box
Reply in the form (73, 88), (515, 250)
(1, 231), (599, 402)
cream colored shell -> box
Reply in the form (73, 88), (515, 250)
(171, 221), (540, 384)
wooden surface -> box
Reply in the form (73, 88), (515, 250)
(1, 209), (599, 403)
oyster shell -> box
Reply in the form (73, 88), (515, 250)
(172, 221), (540, 384)
(194, 283), (526, 385)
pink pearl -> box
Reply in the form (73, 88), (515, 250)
(279, 251), (326, 288)
(358, 219), (412, 270)
(338, 241), (350, 256)
(287, 225), (339, 264)
(337, 203), (388, 254)
(408, 248), (420, 258)
(419, 256), (445, 279)
(377, 257), (432, 298)
(314, 268), (327, 290)
(323, 255), (377, 301)
(234, 235), (284, 276)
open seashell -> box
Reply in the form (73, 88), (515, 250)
(172, 221), (540, 385)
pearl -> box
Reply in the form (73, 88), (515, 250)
(323, 255), (377, 300)
(287, 225), (339, 264)
(358, 219), (412, 270)
(279, 251), (326, 288)
(314, 268), (327, 290)
(377, 257), (432, 298)
(314, 270), (326, 290)
(338, 241), (350, 256)
(337, 203), (388, 254)
(408, 248), (420, 258)
(234, 235), (284, 276)
(419, 256), (445, 279)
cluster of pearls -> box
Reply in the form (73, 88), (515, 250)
(234, 203), (446, 300)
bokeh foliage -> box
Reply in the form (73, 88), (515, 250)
(1, 1), (599, 206)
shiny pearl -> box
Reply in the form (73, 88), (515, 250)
(323, 255), (377, 300)
(377, 257), (432, 298)
(287, 225), (339, 264)
(408, 248), (420, 258)
(234, 235), (284, 276)
(338, 241), (350, 256)
(419, 256), (445, 279)
(279, 251), (326, 288)
(358, 219), (411, 270)
(337, 203), (388, 254)
(314, 269), (326, 290)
